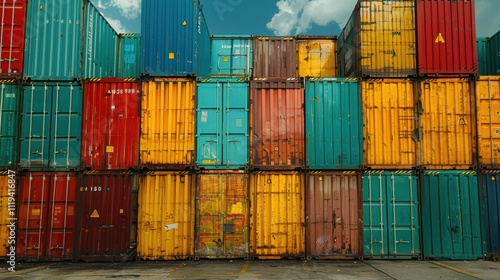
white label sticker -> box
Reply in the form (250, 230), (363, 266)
(165, 223), (178, 231)
(201, 111), (208, 123)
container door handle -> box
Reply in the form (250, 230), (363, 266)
(32, 151), (43, 155)
(395, 240), (410, 244)
(55, 150), (67, 154)
(228, 139), (240, 143)
(100, 225), (115, 229)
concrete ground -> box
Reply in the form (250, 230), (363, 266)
(1, 259), (499, 280)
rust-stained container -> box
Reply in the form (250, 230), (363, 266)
(75, 171), (138, 262)
(0, 0), (26, 77)
(250, 80), (304, 170)
(416, 0), (477, 76)
(82, 78), (140, 171)
(137, 171), (195, 260)
(195, 171), (249, 259)
(0, 173), (16, 258)
(306, 171), (362, 260)
(140, 78), (196, 170)
(250, 171), (305, 259)
(296, 36), (337, 78)
(16, 172), (77, 261)
(362, 79), (417, 169)
(253, 36), (297, 79)
(476, 76), (500, 168)
(418, 78), (476, 169)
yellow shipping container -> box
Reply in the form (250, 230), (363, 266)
(250, 172), (305, 259)
(140, 78), (195, 168)
(0, 174), (13, 258)
(476, 76), (500, 168)
(363, 79), (417, 169)
(137, 172), (195, 260)
(419, 78), (476, 169)
(296, 36), (337, 78)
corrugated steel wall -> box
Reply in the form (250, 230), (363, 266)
(253, 37), (297, 79)
(296, 36), (337, 78)
(477, 38), (489, 76)
(480, 170), (500, 258)
(117, 34), (141, 78)
(0, 0), (26, 77)
(476, 77), (500, 168)
(487, 31), (500, 75)
(0, 81), (20, 168)
(210, 36), (253, 77)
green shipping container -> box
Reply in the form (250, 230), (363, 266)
(19, 82), (82, 170)
(488, 31), (500, 75)
(477, 38), (488, 75)
(421, 170), (485, 260)
(0, 81), (20, 168)
(362, 170), (420, 259)
(117, 34), (141, 78)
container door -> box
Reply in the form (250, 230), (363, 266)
(196, 82), (223, 166)
(363, 173), (387, 256)
(0, 83), (19, 166)
(224, 82), (248, 167)
(211, 38), (252, 76)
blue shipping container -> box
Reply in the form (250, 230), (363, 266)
(480, 171), (500, 260)
(117, 34), (141, 78)
(210, 35), (253, 77)
(141, 0), (211, 77)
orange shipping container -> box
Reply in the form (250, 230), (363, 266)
(296, 36), (337, 78)
(476, 76), (500, 168)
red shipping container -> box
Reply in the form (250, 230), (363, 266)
(416, 0), (477, 76)
(0, 0), (26, 77)
(82, 78), (140, 170)
(16, 172), (77, 261)
(250, 80), (305, 170)
(253, 36), (297, 79)
(75, 172), (138, 262)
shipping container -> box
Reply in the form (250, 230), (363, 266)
(418, 78), (476, 169)
(250, 80), (304, 170)
(296, 36), (337, 78)
(476, 76), (500, 168)
(362, 79), (417, 169)
(305, 78), (362, 169)
(140, 78), (195, 169)
(421, 170), (484, 260)
(0, 173), (15, 258)
(0, 81), (20, 169)
(416, 0), (477, 76)
(0, 0), (27, 77)
(82, 78), (140, 170)
(140, 0), (211, 77)
(210, 35), (252, 77)
(19, 82), (82, 170)
(117, 34), (141, 78)
(137, 171), (195, 260)
(16, 172), (77, 261)
(480, 170), (500, 261)
(250, 171), (305, 259)
(362, 170), (420, 259)
(487, 31), (500, 75)
(24, 0), (83, 80)
(195, 171), (249, 259)
(338, 0), (416, 78)
(75, 172), (138, 262)
(477, 38), (489, 76)
(306, 171), (362, 259)
(253, 36), (297, 79)
(196, 78), (249, 169)
(83, 0), (118, 79)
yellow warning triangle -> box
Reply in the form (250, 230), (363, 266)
(182, 20), (187, 26)
(435, 33), (445, 43)
(90, 209), (100, 218)
(223, 56), (229, 62)
(107, 90), (112, 95)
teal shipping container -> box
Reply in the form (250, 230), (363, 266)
(421, 171), (485, 260)
(19, 82), (82, 170)
(0, 81), (20, 168)
(305, 78), (362, 169)
(196, 78), (248, 169)
(141, 0), (211, 78)
(487, 31), (500, 75)
(83, 0), (118, 79)
(362, 171), (421, 259)
(477, 38), (488, 75)
(23, 0), (83, 80)
(480, 170), (500, 261)
(210, 36), (253, 77)
(117, 34), (141, 78)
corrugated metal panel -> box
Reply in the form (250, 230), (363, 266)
(23, 0), (83, 80)
(19, 82), (82, 170)
(137, 171), (195, 260)
(75, 172), (138, 261)
(250, 172), (305, 259)
(362, 170), (421, 259)
(481, 170), (500, 258)
(250, 80), (304, 170)
(140, 78), (195, 169)
(0, 81), (20, 168)
(477, 38), (488, 76)
(16, 172), (78, 261)
(210, 35), (252, 77)
(117, 34), (141, 78)
(195, 171), (249, 258)
(338, 11), (355, 78)
(305, 78), (362, 169)
(253, 36), (297, 79)
(422, 171), (484, 260)
(0, 0), (26, 77)
(362, 79), (417, 169)
(196, 78), (249, 169)
(140, 0), (211, 77)
(416, 0), (477, 76)
(488, 31), (500, 75)
(83, 1), (118, 79)
(0, 174), (14, 258)
(418, 78), (476, 169)
(476, 77), (500, 168)
(82, 79), (140, 170)
(306, 171), (362, 259)
(296, 36), (337, 78)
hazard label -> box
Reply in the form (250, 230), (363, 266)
(90, 209), (100, 218)
(106, 146), (114, 153)
(169, 52), (175, 59)
(223, 56), (229, 62)
(435, 33), (445, 43)
(182, 20), (187, 26)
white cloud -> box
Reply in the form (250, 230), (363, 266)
(105, 17), (127, 33)
(109, 0), (141, 20)
(475, 0), (500, 37)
